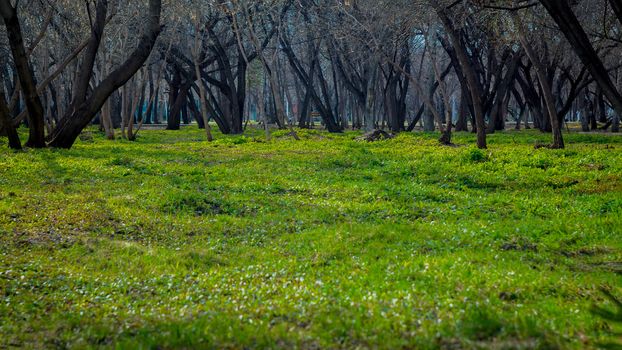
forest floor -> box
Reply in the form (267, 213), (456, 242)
(0, 127), (621, 349)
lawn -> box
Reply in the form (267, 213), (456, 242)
(0, 128), (621, 349)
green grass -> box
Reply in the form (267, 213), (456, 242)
(0, 127), (621, 349)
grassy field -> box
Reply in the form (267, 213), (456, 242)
(0, 127), (621, 349)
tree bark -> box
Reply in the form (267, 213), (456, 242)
(47, 0), (162, 148)
(0, 0), (45, 147)
(0, 91), (21, 149)
(455, 89), (469, 131)
(436, 8), (487, 148)
(539, 0), (622, 128)
(70, 0), (108, 111)
(513, 12), (564, 148)
(194, 57), (214, 142)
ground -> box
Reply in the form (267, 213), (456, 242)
(0, 127), (621, 349)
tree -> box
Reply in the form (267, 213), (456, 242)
(47, 0), (162, 148)
(0, 0), (46, 147)
(435, 4), (487, 149)
(512, 11), (564, 148)
(0, 87), (20, 149)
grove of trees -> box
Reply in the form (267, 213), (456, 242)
(1, 0), (621, 150)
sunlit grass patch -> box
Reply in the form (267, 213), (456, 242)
(0, 127), (621, 348)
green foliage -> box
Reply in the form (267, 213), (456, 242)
(0, 128), (621, 349)
(465, 147), (489, 163)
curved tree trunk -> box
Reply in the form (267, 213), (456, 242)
(47, 0), (162, 149)
(539, 0), (622, 129)
(513, 12), (564, 148)
(436, 8), (487, 148)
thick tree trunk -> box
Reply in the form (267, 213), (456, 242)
(455, 89), (469, 132)
(170, 85), (190, 130)
(0, 91), (21, 149)
(47, 0), (162, 148)
(596, 88), (607, 123)
(181, 99), (189, 125)
(0, 1), (45, 147)
(167, 71), (182, 130)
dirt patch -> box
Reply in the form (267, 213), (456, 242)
(588, 261), (622, 274)
(500, 240), (538, 253)
(560, 246), (614, 258)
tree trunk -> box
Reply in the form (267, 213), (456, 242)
(539, 0), (622, 127)
(436, 9), (487, 148)
(167, 71), (182, 130)
(514, 12), (564, 148)
(579, 89), (590, 132)
(0, 91), (21, 149)
(0, 1), (46, 147)
(455, 89), (469, 131)
(121, 84), (130, 139)
(47, 0), (161, 148)
(258, 79), (271, 140)
(487, 53), (520, 133)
